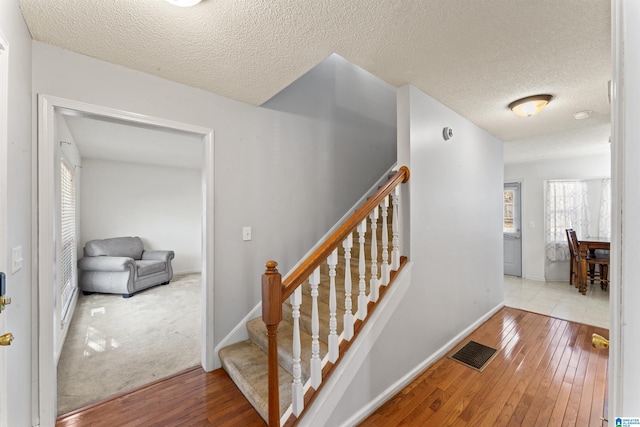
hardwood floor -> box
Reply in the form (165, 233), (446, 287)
(55, 367), (265, 427)
(56, 307), (608, 427)
(358, 307), (608, 427)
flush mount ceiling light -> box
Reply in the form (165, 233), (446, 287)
(165, 0), (201, 6)
(508, 94), (553, 117)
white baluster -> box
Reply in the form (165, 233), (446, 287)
(369, 207), (379, 303)
(290, 287), (304, 416)
(309, 267), (322, 389)
(357, 218), (368, 320)
(342, 234), (354, 341)
(391, 187), (400, 270)
(328, 248), (339, 363)
(380, 195), (390, 286)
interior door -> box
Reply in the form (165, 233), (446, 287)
(0, 30), (10, 427)
(504, 182), (522, 276)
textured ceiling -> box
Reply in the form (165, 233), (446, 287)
(62, 114), (203, 169)
(19, 0), (612, 162)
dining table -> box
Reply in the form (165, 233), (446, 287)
(577, 236), (611, 295)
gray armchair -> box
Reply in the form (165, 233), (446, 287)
(78, 236), (175, 298)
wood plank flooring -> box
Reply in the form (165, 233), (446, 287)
(358, 307), (609, 427)
(56, 307), (608, 426)
(55, 367), (265, 426)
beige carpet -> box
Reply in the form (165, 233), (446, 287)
(57, 273), (202, 415)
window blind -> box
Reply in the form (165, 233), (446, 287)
(60, 159), (77, 321)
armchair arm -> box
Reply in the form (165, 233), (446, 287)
(142, 250), (175, 262)
(78, 256), (135, 272)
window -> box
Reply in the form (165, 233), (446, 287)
(599, 178), (611, 238)
(545, 180), (590, 261)
(60, 158), (77, 320)
(503, 189), (515, 233)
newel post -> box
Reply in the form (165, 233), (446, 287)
(262, 261), (282, 427)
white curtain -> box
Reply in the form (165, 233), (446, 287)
(599, 178), (611, 238)
(545, 180), (590, 261)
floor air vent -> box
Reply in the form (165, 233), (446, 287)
(449, 340), (497, 372)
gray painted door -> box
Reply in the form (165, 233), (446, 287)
(503, 182), (522, 276)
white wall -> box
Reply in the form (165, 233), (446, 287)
(324, 85), (504, 425)
(80, 158), (202, 274)
(505, 153), (611, 281)
(31, 41), (397, 358)
(611, 0), (640, 416)
(0, 2), (33, 425)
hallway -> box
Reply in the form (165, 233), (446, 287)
(57, 305), (608, 426)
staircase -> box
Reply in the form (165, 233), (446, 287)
(219, 167), (409, 426)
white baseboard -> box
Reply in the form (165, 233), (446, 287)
(340, 301), (505, 427)
(173, 269), (202, 276)
(523, 275), (546, 282)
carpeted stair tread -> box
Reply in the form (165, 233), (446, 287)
(218, 204), (395, 420)
(247, 317), (328, 383)
(219, 340), (292, 422)
(282, 297), (345, 342)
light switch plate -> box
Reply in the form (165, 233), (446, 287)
(242, 227), (252, 241)
(12, 246), (23, 274)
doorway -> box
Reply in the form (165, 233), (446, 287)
(503, 182), (522, 277)
(35, 95), (215, 425)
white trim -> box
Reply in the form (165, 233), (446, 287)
(339, 300), (504, 427)
(35, 95), (215, 425)
(0, 28), (9, 427)
(610, 0), (623, 419)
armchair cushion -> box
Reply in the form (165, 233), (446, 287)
(78, 256), (135, 272)
(84, 236), (144, 260)
(136, 260), (167, 277)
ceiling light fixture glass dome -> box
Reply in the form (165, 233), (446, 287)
(508, 94), (553, 117)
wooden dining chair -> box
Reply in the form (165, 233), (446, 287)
(569, 229), (610, 292)
(565, 228), (577, 287)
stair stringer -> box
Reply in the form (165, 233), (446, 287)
(293, 262), (413, 427)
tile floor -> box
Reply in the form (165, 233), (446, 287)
(503, 275), (610, 329)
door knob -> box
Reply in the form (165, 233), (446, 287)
(592, 333), (609, 350)
(0, 296), (10, 314)
(0, 333), (14, 346)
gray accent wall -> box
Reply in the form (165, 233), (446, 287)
(262, 53), (397, 231)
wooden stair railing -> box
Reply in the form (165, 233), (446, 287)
(261, 166), (410, 427)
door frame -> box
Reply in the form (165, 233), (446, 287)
(0, 28), (9, 427)
(35, 94), (215, 425)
